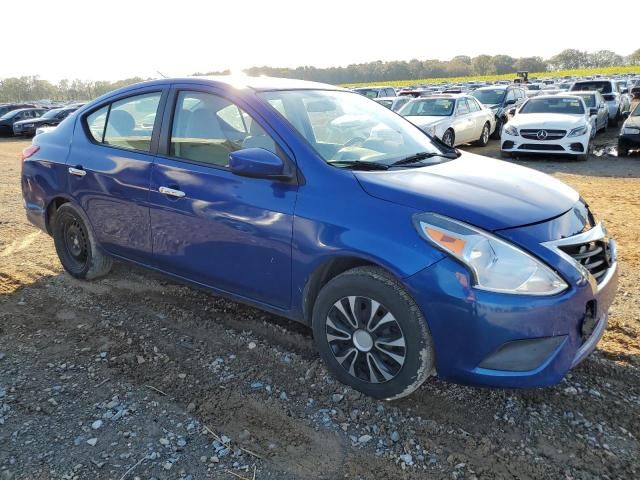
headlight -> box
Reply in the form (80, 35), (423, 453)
(504, 125), (518, 136)
(422, 125), (436, 136)
(622, 127), (640, 135)
(568, 125), (588, 137)
(413, 213), (568, 296)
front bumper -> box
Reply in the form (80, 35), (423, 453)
(13, 126), (36, 136)
(618, 134), (640, 150)
(501, 131), (589, 156)
(403, 243), (618, 389)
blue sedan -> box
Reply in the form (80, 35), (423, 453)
(21, 76), (618, 399)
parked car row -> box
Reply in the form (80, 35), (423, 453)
(0, 102), (84, 137)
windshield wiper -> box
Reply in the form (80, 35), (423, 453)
(390, 151), (456, 167)
(329, 160), (389, 171)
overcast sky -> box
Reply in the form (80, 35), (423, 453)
(2, 0), (637, 82)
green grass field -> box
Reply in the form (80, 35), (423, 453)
(341, 65), (639, 88)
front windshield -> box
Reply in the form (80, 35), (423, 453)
(398, 98), (455, 117)
(0, 110), (20, 120)
(520, 97), (585, 115)
(258, 90), (444, 165)
(40, 109), (62, 119)
(573, 94), (595, 108)
(471, 89), (505, 105)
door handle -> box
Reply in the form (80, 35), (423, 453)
(68, 167), (86, 177)
(159, 186), (186, 198)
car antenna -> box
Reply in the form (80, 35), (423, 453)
(156, 71), (168, 79)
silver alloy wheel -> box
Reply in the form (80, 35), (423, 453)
(442, 131), (454, 147)
(325, 296), (406, 383)
(482, 124), (489, 143)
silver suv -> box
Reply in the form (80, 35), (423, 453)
(569, 80), (630, 126)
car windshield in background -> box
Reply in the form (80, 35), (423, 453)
(40, 109), (63, 119)
(573, 94), (595, 108)
(353, 88), (380, 99)
(258, 90), (445, 165)
(377, 99), (393, 108)
(399, 98), (455, 117)
(471, 89), (505, 105)
(520, 97), (585, 115)
(572, 81), (612, 94)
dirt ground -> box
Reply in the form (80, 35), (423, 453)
(0, 123), (639, 480)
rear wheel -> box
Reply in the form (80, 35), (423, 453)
(52, 203), (112, 280)
(618, 146), (629, 157)
(312, 267), (435, 400)
(442, 129), (455, 147)
(491, 117), (505, 140)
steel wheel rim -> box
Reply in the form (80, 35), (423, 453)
(325, 296), (406, 384)
(61, 216), (89, 269)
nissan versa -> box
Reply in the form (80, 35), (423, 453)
(21, 77), (618, 399)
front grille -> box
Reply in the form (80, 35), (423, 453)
(520, 129), (566, 140)
(519, 144), (564, 151)
(558, 240), (612, 283)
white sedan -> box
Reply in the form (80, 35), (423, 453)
(398, 94), (496, 147)
(501, 95), (592, 161)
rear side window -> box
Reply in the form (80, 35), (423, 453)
(456, 99), (470, 115)
(170, 91), (277, 167)
(103, 93), (161, 152)
(86, 105), (109, 142)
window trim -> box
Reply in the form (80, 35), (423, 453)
(80, 88), (168, 155)
(157, 84), (297, 180)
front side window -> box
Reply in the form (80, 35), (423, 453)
(259, 89), (447, 166)
(456, 99), (470, 115)
(170, 91), (276, 167)
(103, 92), (161, 152)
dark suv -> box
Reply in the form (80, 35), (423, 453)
(471, 85), (526, 138)
(0, 103), (36, 117)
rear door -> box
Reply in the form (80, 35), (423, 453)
(147, 85), (297, 309)
(453, 98), (473, 143)
(66, 87), (168, 264)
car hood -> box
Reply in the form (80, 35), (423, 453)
(623, 116), (640, 129)
(509, 113), (586, 129)
(354, 152), (578, 231)
(404, 116), (448, 127)
(14, 118), (44, 126)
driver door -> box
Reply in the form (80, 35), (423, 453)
(452, 98), (473, 143)
(148, 86), (298, 309)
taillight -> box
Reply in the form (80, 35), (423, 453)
(21, 145), (40, 162)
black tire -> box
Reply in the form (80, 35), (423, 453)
(491, 117), (504, 140)
(442, 129), (455, 147)
(618, 146), (628, 157)
(473, 122), (490, 147)
(608, 112), (619, 127)
(52, 203), (112, 280)
(602, 118), (608, 132)
(312, 266), (435, 400)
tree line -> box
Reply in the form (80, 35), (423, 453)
(2, 49), (639, 103)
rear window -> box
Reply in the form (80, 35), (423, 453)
(571, 81), (613, 94)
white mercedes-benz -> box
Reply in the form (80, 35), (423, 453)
(501, 95), (592, 161)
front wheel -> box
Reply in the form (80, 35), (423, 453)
(52, 203), (112, 280)
(442, 129), (455, 147)
(491, 118), (504, 140)
(312, 267), (435, 400)
(618, 146), (629, 157)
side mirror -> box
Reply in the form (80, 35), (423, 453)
(229, 148), (290, 180)
(504, 99), (516, 106)
(508, 108), (517, 116)
(622, 111), (630, 120)
(589, 108), (598, 116)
